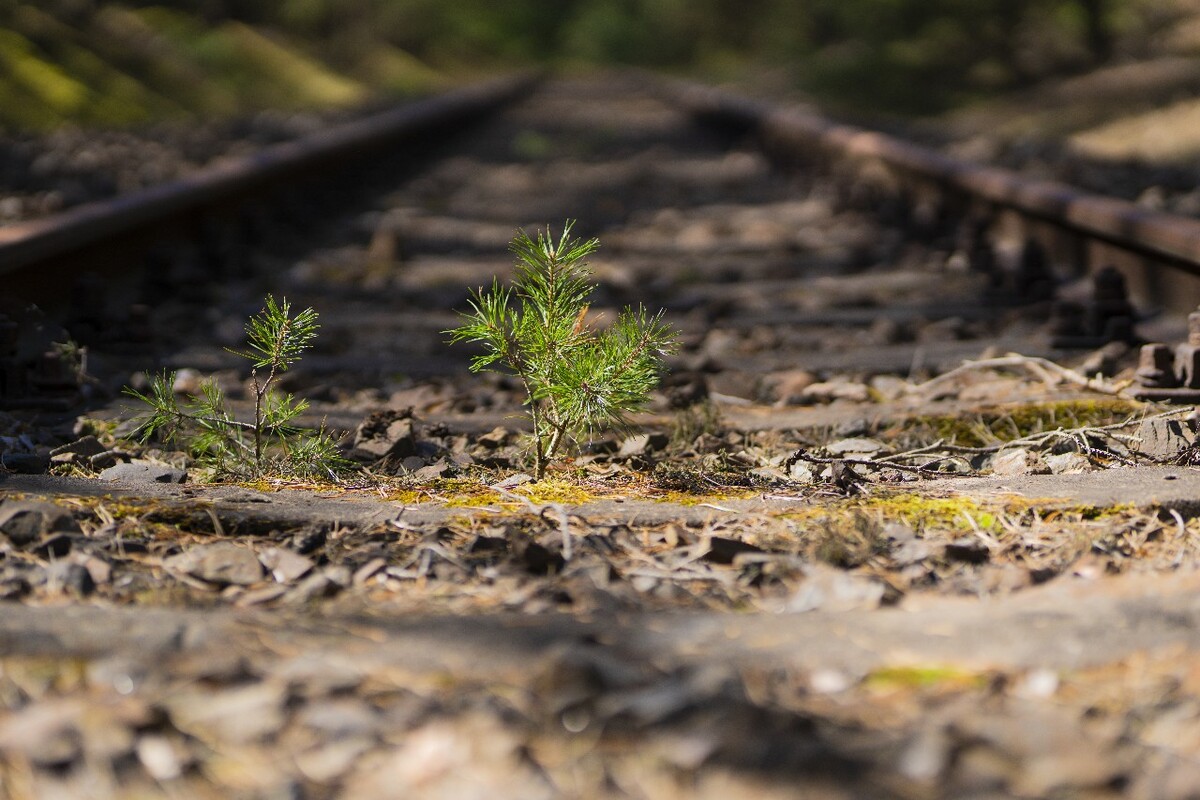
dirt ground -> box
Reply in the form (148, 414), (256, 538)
(5, 75), (1200, 798)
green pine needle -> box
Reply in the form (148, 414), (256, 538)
(448, 220), (677, 479)
(124, 296), (346, 481)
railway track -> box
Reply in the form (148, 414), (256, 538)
(3, 73), (1200, 799)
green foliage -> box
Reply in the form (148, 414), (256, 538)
(126, 295), (347, 481)
(449, 221), (677, 479)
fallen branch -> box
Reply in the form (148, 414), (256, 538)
(911, 354), (1128, 396)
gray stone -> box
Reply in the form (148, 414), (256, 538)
(259, 547), (314, 583)
(787, 564), (886, 612)
(1134, 417), (1196, 460)
(165, 683), (287, 744)
(353, 414), (416, 460)
(1044, 452), (1094, 474)
(45, 561), (95, 596)
(50, 435), (106, 458)
(618, 432), (669, 458)
(788, 461), (815, 483)
(825, 437), (886, 457)
(0, 500), (80, 546)
(477, 426), (510, 448)
(166, 542), (263, 586)
(1, 451), (50, 474)
(414, 459), (451, 480)
(99, 461), (187, 483)
(990, 448), (1047, 476)
(88, 451), (124, 470)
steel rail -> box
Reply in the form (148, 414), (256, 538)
(664, 80), (1200, 277)
(0, 73), (539, 277)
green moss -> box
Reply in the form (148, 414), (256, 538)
(864, 664), (989, 691)
(784, 491), (1008, 533)
(890, 398), (1144, 449)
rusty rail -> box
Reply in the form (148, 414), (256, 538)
(0, 73), (539, 276)
(663, 80), (1200, 277)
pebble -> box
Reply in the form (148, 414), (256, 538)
(0, 451), (50, 474)
(1135, 417), (1196, 460)
(825, 437), (886, 457)
(259, 547), (315, 583)
(0, 500), (81, 545)
(99, 461), (188, 483)
(990, 448), (1048, 476)
(45, 561), (95, 596)
(1044, 452), (1094, 474)
(165, 542), (263, 586)
(50, 435), (107, 458)
(787, 564), (886, 612)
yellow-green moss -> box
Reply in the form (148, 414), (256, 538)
(864, 664), (989, 691)
(889, 398), (1145, 449)
(782, 491), (1009, 533)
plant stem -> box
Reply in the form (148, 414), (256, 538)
(251, 369), (264, 471)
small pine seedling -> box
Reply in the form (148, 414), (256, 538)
(449, 221), (677, 479)
(126, 295), (346, 481)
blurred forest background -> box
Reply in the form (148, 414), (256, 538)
(0, 0), (1194, 130)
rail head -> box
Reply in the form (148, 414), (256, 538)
(0, 72), (541, 277)
(660, 78), (1200, 276)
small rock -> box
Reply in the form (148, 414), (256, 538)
(297, 738), (374, 784)
(50, 435), (106, 458)
(401, 455), (426, 472)
(33, 533), (76, 559)
(943, 538), (991, 564)
(165, 542), (263, 586)
(88, 451), (125, 470)
(788, 461), (815, 483)
(99, 461), (187, 483)
(701, 535), (764, 565)
(517, 541), (564, 575)
(0, 500), (80, 545)
(1135, 417), (1196, 460)
(466, 535), (507, 555)
(137, 735), (184, 781)
(825, 437), (886, 457)
(1044, 452), (1094, 474)
(80, 556), (112, 586)
(171, 368), (205, 395)
(763, 369), (816, 404)
(0, 703), (82, 768)
(748, 465), (785, 483)
(869, 375), (909, 402)
(788, 564), (886, 612)
(477, 426), (510, 448)
(45, 561), (95, 596)
(291, 527), (327, 555)
(618, 432), (669, 458)
(352, 558), (387, 585)
(288, 570), (342, 603)
(165, 683), (286, 744)
(414, 459), (451, 480)
(1, 451), (50, 474)
(352, 409), (417, 460)
(259, 547), (314, 583)
(990, 448), (1047, 476)
(493, 473), (534, 490)
(798, 380), (871, 404)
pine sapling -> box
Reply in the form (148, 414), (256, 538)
(449, 221), (677, 479)
(126, 295), (345, 481)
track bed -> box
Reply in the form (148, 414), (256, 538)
(2, 76), (1200, 799)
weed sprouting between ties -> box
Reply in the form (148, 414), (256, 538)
(449, 221), (677, 479)
(127, 295), (347, 481)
